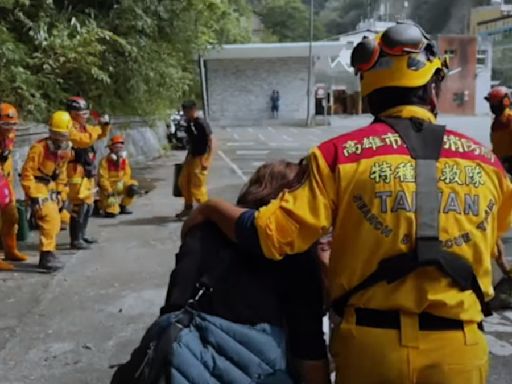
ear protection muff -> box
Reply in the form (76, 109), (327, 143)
(351, 36), (380, 74)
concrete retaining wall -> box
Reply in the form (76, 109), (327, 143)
(11, 119), (167, 198)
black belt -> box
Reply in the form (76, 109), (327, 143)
(34, 175), (51, 185)
(354, 308), (484, 332)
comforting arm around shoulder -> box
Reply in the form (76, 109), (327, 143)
(255, 148), (336, 260)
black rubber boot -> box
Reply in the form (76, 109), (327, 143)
(38, 251), (64, 272)
(70, 216), (90, 250)
(92, 199), (102, 217)
(120, 205), (133, 215)
(82, 204), (97, 244)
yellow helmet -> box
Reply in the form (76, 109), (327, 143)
(48, 111), (72, 134)
(351, 23), (449, 97)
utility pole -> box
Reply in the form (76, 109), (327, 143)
(306, 0), (314, 126)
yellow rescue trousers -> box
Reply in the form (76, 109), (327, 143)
(99, 181), (137, 215)
(68, 177), (95, 206)
(34, 199), (60, 252)
(178, 155), (209, 205)
(331, 308), (488, 384)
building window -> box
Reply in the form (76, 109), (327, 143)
(445, 49), (457, 58)
(477, 50), (488, 66)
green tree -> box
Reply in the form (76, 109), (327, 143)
(256, 0), (325, 42)
(0, 0), (252, 119)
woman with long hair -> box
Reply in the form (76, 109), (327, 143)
(162, 159), (329, 383)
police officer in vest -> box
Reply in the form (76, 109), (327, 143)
(183, 22), (512, 384)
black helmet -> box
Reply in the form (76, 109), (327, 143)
(66, 96), (89, 112)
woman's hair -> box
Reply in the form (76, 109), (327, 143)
(236, 159), (308, 209)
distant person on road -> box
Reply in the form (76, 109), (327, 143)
(0, 103), (29, 271)
(163, 160), (329, 383)
(486, 86), (512, 174)
(21, 111), (73, 272)
(98, 135), (139, 217)
(270, 90), (280, 119)
(183, 23), (512, 383)
(175, 100), (212, 219)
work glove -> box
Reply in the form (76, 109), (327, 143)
(99, 114), (110, 126)
(30, 198), (41, 215)
(107, 195), (118, 207)
(115, 181), (124, 194)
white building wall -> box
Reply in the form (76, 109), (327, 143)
(476, 37), (493, 115)
(206, 57), (311, 123)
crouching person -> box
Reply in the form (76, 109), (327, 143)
(112, 160), (329, 384)
(98, 135), (138, 217)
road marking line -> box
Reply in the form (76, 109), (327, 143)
(218, 150), (247, 181)
(287, 151), (307, 155)
(290, 128), (298, 133)
(226, 128), (232, 132)
(282, 135), (293, 141)
(233, 133), (239, 140)
(269, 142), (300, 147)
(503, 311), (512, 321)
(484, 323), (512, 333)
(236, 150), (269, 155)
(258, 133), (266, 142)
(267, 126), (275, 131)
(252, 161), (265, 167)
(248, 128), (254, 132)
(486, 334), (512, 356)
(226, 142), (255, 146)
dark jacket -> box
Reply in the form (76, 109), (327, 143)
(161, 222), (327, 361)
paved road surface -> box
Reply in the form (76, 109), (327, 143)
(0, 114), (511, 383)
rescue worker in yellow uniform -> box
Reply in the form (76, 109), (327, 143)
(66, 96), (110, 249)
(22, 111), (72, 272)
(183, 23), (512, 384)
(0, 104), (29, 271)
(98, 135), (139, 217)
(486, 86), (512, 174)
(175, 100), (213, 219)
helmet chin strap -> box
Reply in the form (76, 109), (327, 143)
(428, 82), (439, 117)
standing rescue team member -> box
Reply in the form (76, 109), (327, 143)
(22, 111), (72, 272)
(175, 100), (212, 219)
(66, 96), (110, 249)
(0, 104), (29, 271)
(98, 135), (139, 217)
(486, 86), (512, 174)
(183, 23), (512, 383)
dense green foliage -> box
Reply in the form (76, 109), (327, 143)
(255, 0), (325, 42)
(0, 0), (251, 120)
